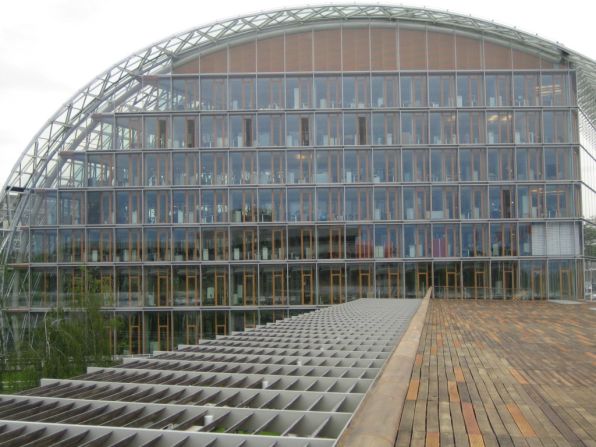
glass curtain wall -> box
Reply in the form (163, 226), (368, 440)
(11, 23), (584, 354)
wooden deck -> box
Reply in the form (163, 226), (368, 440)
(396, 300), (596, 447)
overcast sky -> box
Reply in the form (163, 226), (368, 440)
(0, 0), (594, 186)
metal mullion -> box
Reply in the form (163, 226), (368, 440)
(19, 428), (69, 447)
(281, 414), (305, 436)
(155, 389), (185, 405)
(224, 412), (254, 433)
(199, 411), (229, 432)
(144, 408), (187, 430)
(0, 427), (26, 443)
(77, 431), (114, 447)
(258, 393), (281, 409)
(237, 392), (260, 408)
(122, 409), (166, 431)
(310, 416), (332, 438)
(215, 390), (241, 407)
(128, 371), (161, 384)
(302, 380), (319, 392)
(0, 400), (44, 419)
(28, 383), (82, 398)
(43, 429), (89, 447)
(227, 377), (248, 388)
(305, 395), (325, 412)
(153, 373), (183, 385)
(37, 403), (93, 423)
(95, 386), (137, 402)
(18, 383), (69, 397)
(210, 375), (234, 388)
(329, 396), (348, 412)
(0, 428), (47, 446)
(82, 406), (127, 426)
(175, 389), (205, 405)
(251, 414), (278, 435)
(60, 404), (110, 425)
(135, 434), (166, 447)
(134, 388), (170, 404)
(69, 384), (115, 400)
(259, 377), (282, 390)
(119, 388), (153, 403)
(172, 410), (209, 431)
(19, 402), (64, 422)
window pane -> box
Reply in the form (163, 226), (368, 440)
(429, 75), (455, 107)
(372, 75), (398, 108)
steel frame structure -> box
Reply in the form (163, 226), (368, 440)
(1, 3), (595, 232)
(0, 4), (594, 347)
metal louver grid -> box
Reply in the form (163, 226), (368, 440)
(0, 298), (419, 446)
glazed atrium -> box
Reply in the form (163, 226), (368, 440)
(0, 5), (595, 353)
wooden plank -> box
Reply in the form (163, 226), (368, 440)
(507, 403), (537, 438)
(391, 301), (596, 447)
(406, 379), (420, 401)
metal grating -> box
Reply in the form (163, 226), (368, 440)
(0, 298), (420, 446)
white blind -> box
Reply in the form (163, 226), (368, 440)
(546, 224), (560, 255)
(531, 224), (546, 255)
(546, 222), (579, 256)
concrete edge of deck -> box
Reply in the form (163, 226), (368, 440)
(336, 289), (432, 447)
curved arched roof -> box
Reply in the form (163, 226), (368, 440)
(0, 4), (594, 255)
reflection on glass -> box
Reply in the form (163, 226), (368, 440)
(373, 149), (400, 182)
(344, 149), (371, 183)
(541, 73), (569, 106)
(403, 149), (429, 182)
(457, 74), (483, 106)
(287, 114), (312, 146)
(229, 77), (255, 110)
(374, 187), (401, 220)
(201, 77), (227, 110)
(230, 151), (257, 184)
(286, 77), (312, 109)
(514, 111), (541, 144)
(460, 148), (486, 181)
(401, 75), (427, 107)
(372, 75), (398, 108)
(230, 115), (256, 147)
(315, 76), (342, 109)
(201, 115), (228, 147)
(343, 76), (370, 108)
(458, 112), (485, 144)
(372, 113), (399, 145)
(116, 154), (141, 186)
(461, 224), (488, 257)
(401, 112), (428, 144)
(488, 148), (514, 181)
(513, 73), (539, 106)
(257, 77), (284, 109)
(487, 112), (512, 144)
(404, 224), (430, 257)
(429, 75), (455, 107)
(489, 186), (515, 218)
(257, 114), (284, 146)
(172, 78), (200, 110)
(315, 114), (342, 146)
(172, 116), (197, 148)
(485, 74), (511, 106)
(344, 114), (370, 145)
(431, 149), (457, 182)
(287, 150), (314, 183)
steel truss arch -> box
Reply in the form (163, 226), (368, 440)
(0, 3), (594, 293)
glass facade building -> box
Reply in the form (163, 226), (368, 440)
(1, 5), (595, 354)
